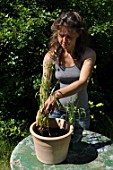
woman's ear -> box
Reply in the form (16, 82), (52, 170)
(77, 30), (82, 38)
(76, 32), (80, 38)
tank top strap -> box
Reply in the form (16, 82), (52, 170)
(77, 50), (86, 69)
(53, 54), (59, 63)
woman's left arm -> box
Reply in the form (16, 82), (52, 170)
(42, 48), (96, 114)
(58, 48), (96, 97)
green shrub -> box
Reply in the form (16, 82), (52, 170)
(0, 0), (113, 140)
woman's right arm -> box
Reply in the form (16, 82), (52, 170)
(36, 52), (54, 125)
(40, 52), (54, 98)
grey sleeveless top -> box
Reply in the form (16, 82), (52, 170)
(54, 55), (89, 113)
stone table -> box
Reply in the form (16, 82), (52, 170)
(10, 130), (113, 170)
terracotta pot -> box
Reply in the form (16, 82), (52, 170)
(30, 118), (74, 164)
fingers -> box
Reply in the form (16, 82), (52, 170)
(44, 103), (55, 115)
(36, 110), (40, 126)
(36, 95), (56, 125)
(51, 104), (55, 113)
(36, 109), (43, 126)
(36, 114), (39, 126)
(36, 119), (38, 126)
(43, 95), (56, 113)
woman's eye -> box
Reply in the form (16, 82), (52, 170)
(58, 34), (72, 40)
(59, 34), (64, 38)
(67, 35), (71, 40)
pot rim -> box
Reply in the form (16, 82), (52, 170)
(30, 120), (74, 141)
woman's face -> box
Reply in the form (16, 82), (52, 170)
(57, 26), (80, 53)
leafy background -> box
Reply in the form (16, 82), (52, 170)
(0, 0), (113, 145)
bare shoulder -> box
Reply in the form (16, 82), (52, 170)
(83, 47), (96, 64)
(43, 51), (54, 64)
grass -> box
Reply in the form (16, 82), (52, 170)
(0, 139), (19, 170)
(0, 139), (25, 170)
(0, 129), (30, 170)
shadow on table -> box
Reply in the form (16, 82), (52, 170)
(63, 141), (98, 164)
(63, 139), (113, 165)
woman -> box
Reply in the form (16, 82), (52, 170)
(36, 11), (96, 130)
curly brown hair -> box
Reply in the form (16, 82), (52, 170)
(48, 11), (89, 62)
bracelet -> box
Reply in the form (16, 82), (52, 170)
(54, 91), (63, 99)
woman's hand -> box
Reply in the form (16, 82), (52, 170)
(36, 109), (42, 126)
(42, 95), (57, 114)
(42, 91), (63, 113)
(35, 91), (63, 125)
(35, 95), (56, 126)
